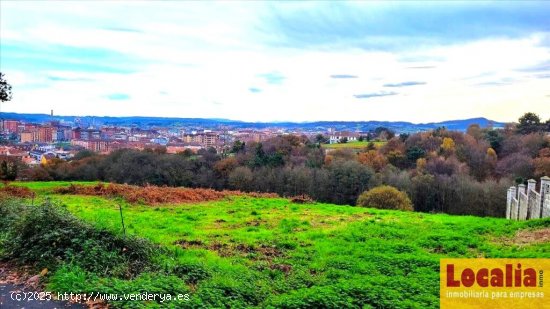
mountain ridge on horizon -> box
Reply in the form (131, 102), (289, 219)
(0, 112), (506, 133)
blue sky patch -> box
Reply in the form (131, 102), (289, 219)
(354, 91), (397, 99)
(257, 72), (285, 85)
(384, 81), (426, 87)
(330, 74), (358, 79)
(106, 93), (130, 100)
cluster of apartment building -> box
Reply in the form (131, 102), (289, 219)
(0, 118), (382, 168)
(2, 120), (72, 143)
(0, 119), (287, 163)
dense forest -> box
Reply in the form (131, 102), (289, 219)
(15, 113), (550, 217)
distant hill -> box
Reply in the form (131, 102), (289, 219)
(0, 112), (506, 133)
(420, 117), (504, 131)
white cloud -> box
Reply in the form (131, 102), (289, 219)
(1, 1), (549, 122)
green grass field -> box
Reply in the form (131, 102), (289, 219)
(8, 180), (98, 193)
(322, 141), (386, 149)
(4, 181), (550, 308)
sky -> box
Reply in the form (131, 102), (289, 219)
(0, 1), (549, 123)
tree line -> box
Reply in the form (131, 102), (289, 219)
(12, 112), (550, 217)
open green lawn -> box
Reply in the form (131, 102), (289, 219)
(7, 180), (97, 193)
(6, 182), (550, 308)
(322, 141), (386, 149)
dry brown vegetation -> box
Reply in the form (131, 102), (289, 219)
(290, 194), (314, 204)
(53, 183), (278, 205)
(0, 185), (34, 199)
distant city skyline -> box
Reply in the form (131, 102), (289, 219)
(1, 1), (549, 122)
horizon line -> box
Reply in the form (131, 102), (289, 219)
(0, 111), (511, 126)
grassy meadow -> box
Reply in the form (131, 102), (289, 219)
(2, 181), (549, 308)
(321, 141), (386, 150)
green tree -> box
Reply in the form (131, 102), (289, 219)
(231, 140), (245, 153)
(0, 160), (8, 180)
(7, 161), (17, 180)
(0, 73), (13, 141)
(0, 73), (13, 103)
(73, 149), (95, 160)
(328, 160), (373, 205)
(0, 160), (17, 181)
(406, 146), (426, 163)
(314, 134), (328, 145)
(484, 130), (504, 153)
(252, 143), (266, 167)
(517, 112), (543, 134)
(267, 152), (284, 167)
(374, 127), (395, 140)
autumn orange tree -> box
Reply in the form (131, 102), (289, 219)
(357, 150), (387, 171)
(441, 137), (456, 157)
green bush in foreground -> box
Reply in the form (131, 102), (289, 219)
(0, 199), (160, 278)
(356, 185), (413, 211)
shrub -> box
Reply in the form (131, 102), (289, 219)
(356, 185), (413, 211)
(0, 199), (160, 278)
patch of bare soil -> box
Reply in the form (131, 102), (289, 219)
(173, 239), (205, 248)
(174, 239), (285, 259)
(270, 264), (292, 274)
(0, 262), (99, 308)
(0, 262), (30, 286)
(245, 219), (267, 227)
(501, 227), (550, 246)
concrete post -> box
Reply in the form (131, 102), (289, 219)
(506, 187), (513, 219)
(510, 186), (518, 220)
(518, 183), (526, 196)
(526, 179), (537, 219)
(518, 184), (527, 220)
(527, 179), (536, 193)
(541, 176), (550, 218)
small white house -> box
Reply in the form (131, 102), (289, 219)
(329, 132), (359, 144)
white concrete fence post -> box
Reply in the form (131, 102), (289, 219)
(506, 176), (550, 220)
(506, 187), (512, 219)
(510, 186), (518, 220)
(517, 184), (528, 220)
(527, 179), (538, 219)
(527, 179), (536, 193)
(541, 176), (550, 218)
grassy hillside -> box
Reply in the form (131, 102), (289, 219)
(2, 181), (549, 308)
